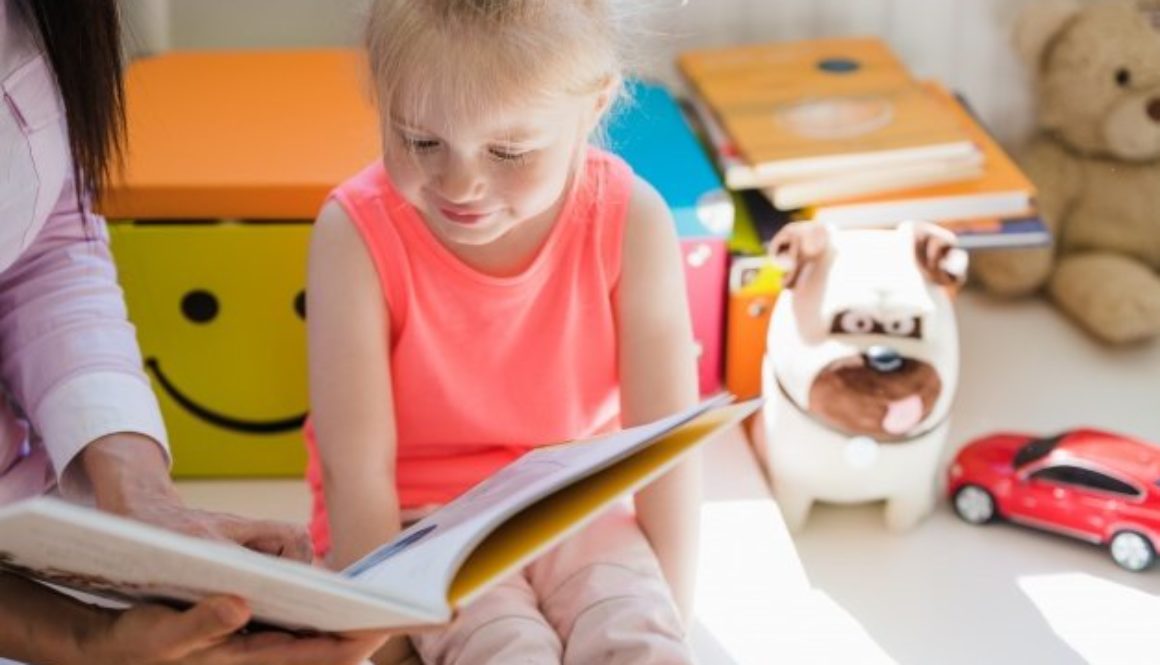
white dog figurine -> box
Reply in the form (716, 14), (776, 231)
(758, 221), (967, 532)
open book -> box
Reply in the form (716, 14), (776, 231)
(0, 395), (759, 632)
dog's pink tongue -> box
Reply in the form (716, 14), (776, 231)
(883, 395), (924, 435)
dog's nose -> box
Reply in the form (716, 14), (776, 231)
(1149, 98), (1160, 122)
(864, 346), (904, 373)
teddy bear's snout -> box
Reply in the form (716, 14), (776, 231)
(864, 346), (904, 374)
(1148, 98), (1160, 122)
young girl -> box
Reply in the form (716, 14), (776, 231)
(305, 1), (701, 662)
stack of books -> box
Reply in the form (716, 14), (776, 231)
(679, 37), (1048, 250)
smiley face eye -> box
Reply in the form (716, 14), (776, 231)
(836, 310), (875, 334)
(295, 290), (306, 320)
(181, 290), (218, 324)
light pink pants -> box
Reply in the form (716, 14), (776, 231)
(409, 503), (693, 665)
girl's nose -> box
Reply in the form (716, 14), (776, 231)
(436, 155), (485, 203)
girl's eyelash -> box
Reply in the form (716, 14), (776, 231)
(398, 132), (530, 164)
(488, 148), (529, 164)
(402, 135), (440, 153)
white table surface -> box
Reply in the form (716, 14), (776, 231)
(174, 288), (1160, 665)
(790, 288), (1160, 665)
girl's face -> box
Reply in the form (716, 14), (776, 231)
(382, 90), (594, 248)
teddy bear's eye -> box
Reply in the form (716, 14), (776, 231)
(1115, 68), (1132, 88)
(835, 310), (876, 335)
(883, 316), (922, 339)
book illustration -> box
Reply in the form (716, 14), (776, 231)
(349, 457), (573, 578)
(808, 82), (1035, 226)
(776, 95), (894, 140)
(345, 525), (437, 577)
(678, 38), (971, 175)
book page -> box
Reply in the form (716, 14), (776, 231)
(341, 395), (734, 612)
(0, 502), (441, 632)
(448, 400), (763, 607)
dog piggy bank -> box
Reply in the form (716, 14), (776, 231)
(759, 221), (967, 531)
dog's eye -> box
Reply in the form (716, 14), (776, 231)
(836, 310), (876, 335)
(1115, 68), (1132, 87)
(883, 316), (920, 338)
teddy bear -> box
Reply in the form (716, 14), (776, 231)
(759, 221), (967, 531)
(970, 0), (1160, 345)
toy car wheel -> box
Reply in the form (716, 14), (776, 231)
(953, 485), (996, 524)
(1109, 531), (1155, 572)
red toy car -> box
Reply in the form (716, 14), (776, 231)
(947, 428), (1160, 571)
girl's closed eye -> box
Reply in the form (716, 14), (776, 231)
(400, 132), (441, 154)
(487, 146), (532, 165)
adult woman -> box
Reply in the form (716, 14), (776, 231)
(0, 2), (384, 662)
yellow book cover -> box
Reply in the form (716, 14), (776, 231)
(678, 38), (974, 180)
(810, 81), (1037, 226)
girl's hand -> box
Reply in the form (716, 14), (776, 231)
(84, 595), (389, 665)
(81, 432), (313, 561)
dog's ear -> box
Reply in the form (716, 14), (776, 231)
(906, 221), (968, 286)
(769, 222), (831, 289)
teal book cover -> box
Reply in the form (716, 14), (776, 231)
(606, 80), (733, 239)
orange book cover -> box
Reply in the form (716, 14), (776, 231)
(810, 81), (1036, 224)
(677, 38), (972, 177)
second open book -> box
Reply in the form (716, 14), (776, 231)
(0, 395), (759, 632)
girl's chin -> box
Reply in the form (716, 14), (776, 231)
(434, 219), (508, 246)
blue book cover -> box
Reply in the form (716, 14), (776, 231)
(954, 216), (1052, 251)
(605, 80), (733, 239)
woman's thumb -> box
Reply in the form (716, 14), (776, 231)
(157, 596), (251, 653)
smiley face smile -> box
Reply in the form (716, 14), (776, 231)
(146, 358), (306, 434)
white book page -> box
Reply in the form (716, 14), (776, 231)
(0, 501), (440, 632)
(342, 395), (732, 611)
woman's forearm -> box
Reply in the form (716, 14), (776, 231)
(0, 572), (110, 665)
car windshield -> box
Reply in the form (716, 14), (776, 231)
(1013, 433), (1064, 468)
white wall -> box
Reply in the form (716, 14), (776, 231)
(122, 0), (1042, 146)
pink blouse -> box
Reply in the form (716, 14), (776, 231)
(0, 0), (167, 505)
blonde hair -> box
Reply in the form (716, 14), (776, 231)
(365, 0), (636, 134)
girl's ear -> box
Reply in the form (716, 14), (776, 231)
(589, 74), (622, 127)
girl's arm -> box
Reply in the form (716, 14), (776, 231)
(308, 201), (402, 570)
(616, 177), (702, 623)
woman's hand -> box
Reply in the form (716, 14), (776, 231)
(80, 432), (312, 560)
(84, 595), (388, 665)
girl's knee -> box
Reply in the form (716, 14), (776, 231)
(564, 595), (691, 665)
(454, 614), (562, 665)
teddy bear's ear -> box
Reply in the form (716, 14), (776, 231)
(1014, 0), (1082, 70)
(901, 221), (968, 287)
(768, 222), (832, 290)
(1138, 0), (1160, 30)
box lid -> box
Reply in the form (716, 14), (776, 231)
(100, 49), (380, 220)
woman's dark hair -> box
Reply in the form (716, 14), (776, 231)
(13, 0), (125, 205)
